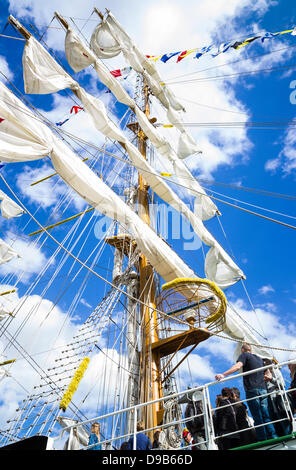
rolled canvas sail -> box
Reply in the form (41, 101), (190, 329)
(0, 80), (269, 364)
(64, 26), (218, 221)
(0, 238), (19, 265)
(0, 80), (194, 284)
(91, 12), (203, 160)
(0, 190), (24, 219)
(90, 20), (121, 59)
(21, 37), (244, 289)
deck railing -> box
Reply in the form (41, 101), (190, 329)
(53, 358), (296, 450)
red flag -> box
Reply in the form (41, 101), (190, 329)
(177, 50), (188, 63)
(70, 106), (83, 114)
(0, 118), (4, 123)
(110, 66), (132, 78)
(110, 69), (122, 78)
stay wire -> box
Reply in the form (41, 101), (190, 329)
(1, 87), (295, 231)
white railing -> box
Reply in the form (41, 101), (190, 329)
(52, 358), (296, 450)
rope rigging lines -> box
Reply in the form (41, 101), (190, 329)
(1, 11), (296, 449)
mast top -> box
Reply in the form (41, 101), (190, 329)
(54, 11), (69, 30)
(93, 8), (105, 21)
(8, 15), (31, 40)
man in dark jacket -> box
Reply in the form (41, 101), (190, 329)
(215, 343), (278, 442)
(184, 399), (207, 449)
(126, 420), (152, 450)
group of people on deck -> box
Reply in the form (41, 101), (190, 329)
(86, 342), (296, 451)
(183, 342), (296, 450)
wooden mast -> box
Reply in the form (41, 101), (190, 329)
(136, 83), (163, 434)
(90, 6), (164, 433)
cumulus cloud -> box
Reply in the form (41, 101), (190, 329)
(0, 235), (48, 284)
(15, 161), (87, 212)
(258, 284), (275, 295)
(6, 0), (288, 181)
(0, 55), (13, 82)
(265, 124), (296, 176)
(0, 287), (80, 427)
(2, 0), (295, 446)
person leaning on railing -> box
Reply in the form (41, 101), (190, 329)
(215, 342), (278, 442)
(288, 362), (296, 414)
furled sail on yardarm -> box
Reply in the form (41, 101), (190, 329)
(0, 6), (295, 452)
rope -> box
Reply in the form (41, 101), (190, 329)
(1, 74), (296, 230)
(210, 329), (296, 353)
(164, 63), (296, 86)
(0, 173), (190, 328)
(164, 43), (296, 82)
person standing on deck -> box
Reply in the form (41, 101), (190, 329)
(87, 422), (101, 450)
(215, 343), (278, 442)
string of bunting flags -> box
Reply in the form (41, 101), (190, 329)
(146, 26), (296, 64)
(53, 28), (295, 128)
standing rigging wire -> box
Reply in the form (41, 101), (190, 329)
(163, 42), (296, 82)
(2, 68), (296, 228)
(197, 177), (296, 201)
(163, 63), (296, 86)
(0, 151), (120, 352)
(205, 186), (296, 222)
(213, 205), (276, 354)
(3, 14), (296, 448)
(2, 285), (123, 444)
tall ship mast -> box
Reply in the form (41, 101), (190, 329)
(0, 6), (295, 452)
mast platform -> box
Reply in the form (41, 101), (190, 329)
(151, 328), (210, 358)
(105, 234), (137, 257)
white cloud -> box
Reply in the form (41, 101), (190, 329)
(80, 298), (92, 309)
(258, 284), (275, 295)
(0, 55), (13, 82)
(176, 351), (216, 388)
(264, 121), (296, 176)
(0, 287), (80, 427)
(15, 161), (87, 212)
(3, 0), (296, 445)
(0, 236), (48, 283)
(227, 298), (296, 364)
(6, 0), (286, 180)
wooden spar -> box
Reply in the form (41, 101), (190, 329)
(29, 207), (94, 236)
(30, 171), (58, 187)
(0, 289), (16, 296)
(0, 359), (16, 367)
(8, 15), (31, 40)
(93, 7), (105, 21)
(30, 158), (89, 187)
(54, 11), (69, 29)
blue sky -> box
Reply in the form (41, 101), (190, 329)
(0, 0), (296, 442)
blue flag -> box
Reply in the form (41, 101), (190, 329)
(160, 51), (181, 63)
(56, 118), (69, 127)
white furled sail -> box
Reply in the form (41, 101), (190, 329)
(0, 238), (19, 265)
(89, 19), (121, 59)
(0, 306), (12, 321)
(0, 190), (24, 219)
(23, 37), (74, 94)
(63, 24), (218, 222)
(20, 35), (244, 289)
(91, 11), (202, 159)
(225, 305), (274, 360)
(0, 80), (195, 284)
(56, 417), (89, 449)
(0, 80), (269, 360)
